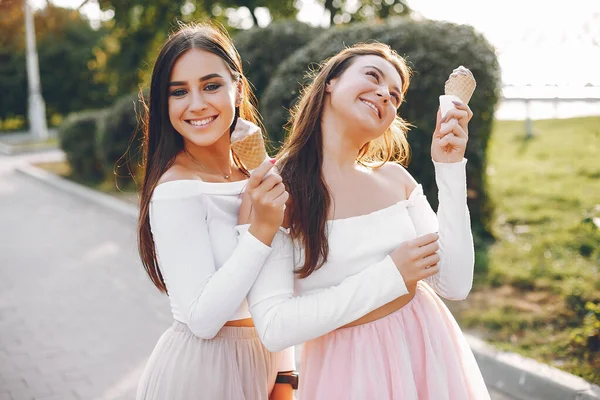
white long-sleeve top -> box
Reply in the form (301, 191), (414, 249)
(149, 178), (295, 371)
(240, 160), (474, 352)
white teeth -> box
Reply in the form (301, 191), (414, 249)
(189, 117), (215, 126)
(361, 100), (379, 117)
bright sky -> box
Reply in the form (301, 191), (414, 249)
(32, 0), (600, 86)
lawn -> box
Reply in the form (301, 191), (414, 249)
(452, 116), (600, 383)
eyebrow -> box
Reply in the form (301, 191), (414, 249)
(169, 73), (224, 87)
(364, 65), (402, 95)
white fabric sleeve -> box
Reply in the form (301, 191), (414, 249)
(407, 159), (475, 300)
(150, 195), (272, 339)
(238, 226), (409, 353)
(276, 347), (296, 372)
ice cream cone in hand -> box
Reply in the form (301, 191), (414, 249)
(439, 66), (476, 118)
(230, 118), (269, 170)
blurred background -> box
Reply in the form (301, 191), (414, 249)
(1, 0), (599, 399)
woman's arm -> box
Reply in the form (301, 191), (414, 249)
(240, 225), (409, 352)
(150, 193), (272, 339)
(407, 160), (475, 300)
(409, 100), (475, 300)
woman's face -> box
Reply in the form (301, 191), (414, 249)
(326, 55), (403, 142)
(168, 49), (240, 148)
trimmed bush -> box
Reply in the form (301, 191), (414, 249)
(98, 91), (147, 188)
(234, 20), (323, 108)
(262, 19), (501, 255)
(58, 110), (105, 182)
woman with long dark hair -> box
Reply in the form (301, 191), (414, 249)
(135, 23), (295, 400)
(240, 43), (490, 399)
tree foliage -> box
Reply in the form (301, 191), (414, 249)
(94, 0), (412, 96)
(0, 2), (111, 123)
(317, 0), (411, 26)
(95, 0), (297, 96)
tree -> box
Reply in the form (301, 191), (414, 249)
(0, 0), (28, 121)
(204, 0), (296, 27)
(318, 0), (411, 26)
(35, 5), (112, 116)
(0, 2), (111, 123)
(94, 0), (296, 96)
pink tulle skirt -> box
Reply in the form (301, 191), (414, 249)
(299, 282), (490, 400)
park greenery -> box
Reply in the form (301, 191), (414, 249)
(452, 117), (600, 383)
(2, 0), (598, 384)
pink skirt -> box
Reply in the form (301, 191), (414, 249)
(299, 282), (490, 400)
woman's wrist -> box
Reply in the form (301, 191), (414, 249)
(275, 371), (299, 389)
(248, 222), (277, 246)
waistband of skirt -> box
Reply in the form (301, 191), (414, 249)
(171, 320), (259, 339)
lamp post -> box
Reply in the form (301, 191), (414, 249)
(24, 0), (49, 140)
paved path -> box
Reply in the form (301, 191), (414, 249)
(0, 152), (171, 400)
(0, 151), (516, 399)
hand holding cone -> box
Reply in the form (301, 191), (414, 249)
(439, 66), (476, 118)
(230, 118), (269, 170)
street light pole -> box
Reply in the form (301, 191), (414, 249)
(24, 0), (49, 140)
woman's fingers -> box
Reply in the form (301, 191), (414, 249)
(418, 240), (440, 258)
(439, 134), (467, 149)
(442, 108), (468, 124)
(451, 100), (473, 120)
(419, 252), (441, 269)
(247, 160), (275, 190)
(271, 190), (290, 207)
(421, 264), (440, 279)
(412, 233), (439, 247)
(263, 182), (286, 203)
(440, 116), (468, 139)
(251, 173), (283, 200)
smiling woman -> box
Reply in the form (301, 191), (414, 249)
(167, 52), (240, 151)
(238, 43), (491, 399)
(134, 23), (295, 400)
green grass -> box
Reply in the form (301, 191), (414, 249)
(454, 117), (600, 383)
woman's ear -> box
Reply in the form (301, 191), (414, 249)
(325, 78), (337, 93)
(235, 81), (243, 106)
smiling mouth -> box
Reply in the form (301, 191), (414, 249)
(360, 99), (380, 118)
(186, 116), (217, 127)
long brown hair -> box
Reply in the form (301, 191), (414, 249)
(138, 22), (261, 293)
(278, 42), (412, 279)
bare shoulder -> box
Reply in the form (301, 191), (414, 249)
(157, 158), (201, 186)
(376, 162), (418, 199)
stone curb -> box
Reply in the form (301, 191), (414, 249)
(467, 336), (600, 400)
(0, 131), (59, 155)
(16, 164), (138, 221)
(0, 142), (59, 155)
(15, 163), (600, 400)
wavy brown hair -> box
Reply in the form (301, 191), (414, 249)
(138, 22), (261, 293)
(277, 42), (412, 279)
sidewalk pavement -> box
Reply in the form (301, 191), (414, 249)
(0, 151), (586, 400)
(0, 152), (171, 400)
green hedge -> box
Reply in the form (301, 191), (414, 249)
(261, 20), (501, 257)
(234, 20), (323, 109)
(58, 91), (146, 187)
(98, 91), (147, 188)
(57, 110), (105, 182)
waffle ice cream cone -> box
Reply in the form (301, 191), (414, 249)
(230, 118), (269, 170)
(439, 66), (476, 118)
